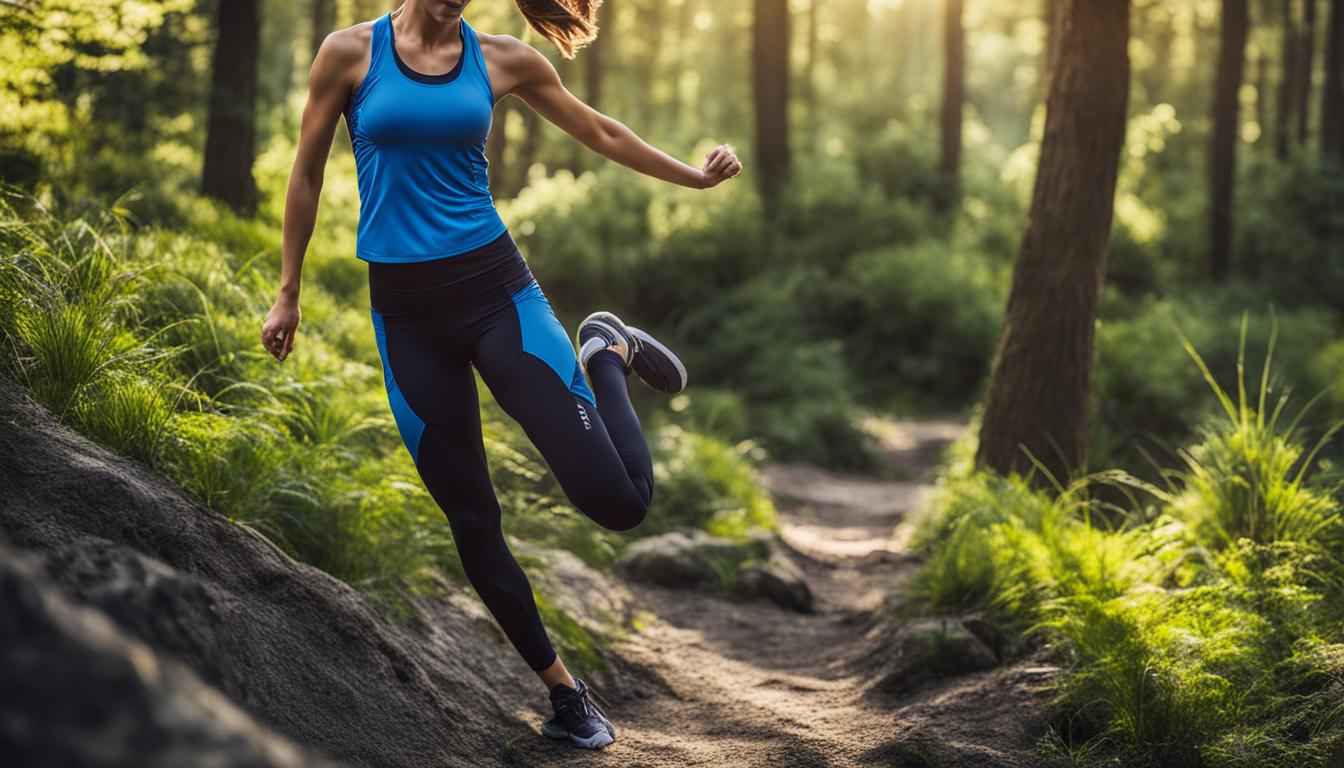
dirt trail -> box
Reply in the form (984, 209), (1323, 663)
(516, 420), (1054, 768)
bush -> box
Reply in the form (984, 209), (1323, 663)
(913, 328), (1344, 766)
(679, 273), (875, 469)
(647, 425), (776, 540)
(828, 237), (1004, 410)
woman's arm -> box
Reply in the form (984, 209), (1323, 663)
(488, 36), (742, 189)
(261, 28), (364, 362)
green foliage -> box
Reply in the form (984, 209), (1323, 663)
(0, 189), (777, 621)
(914, 331), (1344, 767)
(830, 237), (1004, 409)
(1092, 293), (1341, 479)
(532, 589), (608, 674)
(647, 425), (777, 540)
(1236, 156), (1344, 310)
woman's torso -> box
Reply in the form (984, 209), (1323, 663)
(344, 12), (506, 263)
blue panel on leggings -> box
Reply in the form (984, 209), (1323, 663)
(510, 280), (597, 407)
(370, 307), (426, 462)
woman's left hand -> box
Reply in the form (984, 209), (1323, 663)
(700, 144), (743, 188)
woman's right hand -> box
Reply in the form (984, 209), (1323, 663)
(699, 144), (743, 188)
(261, 294), (301, 361)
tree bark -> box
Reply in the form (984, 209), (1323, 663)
(1209, 0), (1250, 281)
(1325, 0), (1344, 158)
(1277, 0), (1298, 159)
(1256, 50), (1269, 135)
(804, 0), (820, 143)
(939, 0), (965, 199)
(974, 0), (1131, 481)
(1296, 0), (1319, 143)
(584, 0), (611, 113)
(1044, 0), (1058, 86)
(512, 103), (542, 194)
(311, 0), (335, 61)
(753, 0), (791, 214)
(201, 0), (261, 217)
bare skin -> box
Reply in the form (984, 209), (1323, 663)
(259, 0), (743, 693)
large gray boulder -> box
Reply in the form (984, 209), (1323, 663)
(0, 547), (328, 767)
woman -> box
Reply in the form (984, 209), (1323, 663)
(259, 0), (742, 751)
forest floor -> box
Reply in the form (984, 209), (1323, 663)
(510, 420), (1057, 768)
(1, 379), (1055, 767)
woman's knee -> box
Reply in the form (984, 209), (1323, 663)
(568, 480), (648, 532)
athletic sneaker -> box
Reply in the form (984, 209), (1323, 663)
(577, 311), (636, 371)
(577, 312), (688, 395)
(627, 325), (688, 395)
(540, 677), (616, 749)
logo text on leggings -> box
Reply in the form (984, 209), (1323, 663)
(576, 403), (592, 431)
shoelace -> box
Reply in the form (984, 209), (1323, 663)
(555, 684), (599, 726)
(584, 682), (613, 715)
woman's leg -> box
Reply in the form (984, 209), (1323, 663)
(472, 280), (653, 531)
(370, 306), (558, 672)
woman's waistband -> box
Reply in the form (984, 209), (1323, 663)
(367, 229), (534, 311)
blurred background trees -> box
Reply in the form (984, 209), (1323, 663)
(2, 0), (1342, 474)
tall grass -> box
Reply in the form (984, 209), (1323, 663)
(1170, 318), (1342, 547)
(0, 188), (777, 617)
(913, 324), (1344, 767)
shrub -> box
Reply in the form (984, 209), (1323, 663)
(647, 425), (776, 540)
(914, 325), (1344, 766)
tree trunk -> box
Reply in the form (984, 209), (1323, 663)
(1044, 0), (1058, 86)
(311, 0), (335, 61)
(513, 103), (542, 194)
(974, 0), (1131, 480)
(487, 100), (508, 199)
(1256, 50), (1269, 135)
(1278, 0), (1298, 158)
(201, 0), (261, 217)
(753, 0), (791, 214)
(939, 0), (965, 199)
(1210, 0), (1250, 281)
(584, 0), (610, 113)
(804, 0), (820, 143)
(1296, 0), (1319, 143)
(1325, 0), (1344, 158)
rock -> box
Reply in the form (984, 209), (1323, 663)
(615, 528), (768, 590)
(616, 529), (815, 613)
(0, 546), (329, 767)
(739, 554), (814, 613)
(873, 617), (999, 694)
(513, 544), (632, 630)
(0, 379), (557, 767)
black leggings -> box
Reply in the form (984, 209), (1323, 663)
(367, 230), (652, 671)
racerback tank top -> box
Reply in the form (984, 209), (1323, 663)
(343, 12), (506, 263)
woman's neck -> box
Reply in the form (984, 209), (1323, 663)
(392, 1), (464, 50)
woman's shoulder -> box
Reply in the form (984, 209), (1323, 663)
(321, 18), (377, 63)
(475, 28), (545, 67)
(312, 18), (378, 95)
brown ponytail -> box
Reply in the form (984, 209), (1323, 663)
(513, 0), (603, 60)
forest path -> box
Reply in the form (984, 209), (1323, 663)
(514, 420), (1052, 767)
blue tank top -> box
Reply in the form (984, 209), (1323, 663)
(343, 13), (506, 263)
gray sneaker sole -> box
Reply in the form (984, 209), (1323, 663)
(628, 326), (688, 394)
(541, 721), (614, 749)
